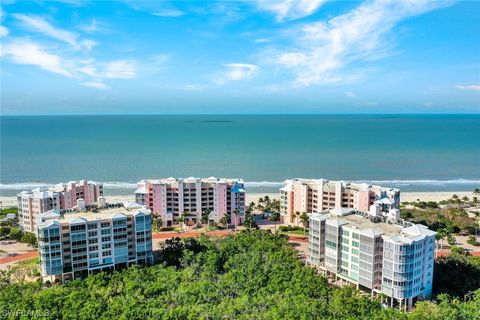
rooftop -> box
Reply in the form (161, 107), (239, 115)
(137, 177), (245, 186)
(282, 178), (399, 193)
(37, 203), (150, 226)
(328, 212), (403, 237)
(311, 208), (435, 241)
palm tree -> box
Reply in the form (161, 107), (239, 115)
(435, 228), (449, 256)
(270, 211), (280, 234)
(462, 196), (469, 203)
(219, 216), (228, 228)
(201, 209), (210, 232)
(179, 212), (187, 231)
(300, 212), (309, 236)
(473, 188), (480, 196)
(233, 209), (240, 231)
(244, 214), (256, 230)
(264, 195), (270, 205)
(224, 210), (232, 229)
(294, 211), (301, 226)
(156, 217), (163, 231)
(452, 194), (461, 205)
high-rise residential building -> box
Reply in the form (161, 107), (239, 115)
(308, 208), (435, 310)
(17, 180), (103, 232)
(36, 202), (153, 283)
(134, 177), (245, 226)
(280, 179), (400, 225)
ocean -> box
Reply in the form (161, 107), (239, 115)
(1, 114), (479, 196)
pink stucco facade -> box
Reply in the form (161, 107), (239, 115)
(135, 177), (245, 226)
(280, 179), (400, 226)
(17, 180), (103, 232)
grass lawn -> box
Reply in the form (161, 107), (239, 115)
(279, 229), (308, 236)
(0, 207), (18, 218)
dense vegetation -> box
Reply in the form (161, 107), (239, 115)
(400, 206), (477, 235)
(1, 231), (479, 319)
(433, 251), (480, 298)
(0, 207), (37, 247)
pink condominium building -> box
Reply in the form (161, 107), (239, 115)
(280, 179), (400, 225)
(17, 180), (103, 232)
(135, 177), (245, 226)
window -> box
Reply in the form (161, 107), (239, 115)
(352, 241), (359, 247)
(71, 224), (86, 232)
(326, 240), (336, 248)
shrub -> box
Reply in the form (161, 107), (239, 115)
(467, 235), (480, 246)
(278, 225), (304, 232)
(8, 227), (23, 241)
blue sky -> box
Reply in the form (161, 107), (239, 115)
(0, 0), (479, 115)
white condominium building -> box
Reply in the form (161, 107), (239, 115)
(134, 177), (245, 226)
(280, 179), (400, 225)
(17, 180), (103, 232)
(36, 202), (153, 283)
(309, 209), (435, 310)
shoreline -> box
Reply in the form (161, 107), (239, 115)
(0, 191), (475, 208)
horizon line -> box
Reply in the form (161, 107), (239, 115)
(1, 112), (480, 117)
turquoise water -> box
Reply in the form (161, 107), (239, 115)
(1, 115), (479, 196)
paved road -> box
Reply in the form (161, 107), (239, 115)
(1, 231), (308, 265)
(0, 251), (39, 265)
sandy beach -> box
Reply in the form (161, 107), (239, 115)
(0, 191), (475, 208)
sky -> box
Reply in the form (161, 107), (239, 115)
(0, 0), (479, 115)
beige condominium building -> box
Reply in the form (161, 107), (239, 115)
(308, 208), (435, 311)
(36, 201), (153, 283)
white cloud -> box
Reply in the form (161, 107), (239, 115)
(80, 39), (97, 51)
(1, 39), (72, 77)
(345, 91), (356, 98)
(13, 14), (95, 51)
(81, 81), (109, 90)
(79, 19), (99, 33)
(214, 63), (259, 84)
(455, 84), (480, 91)
(274, 0), (452, 87)
(152, 9), (185, 17)
(102, 60), (137, 79)
(0, 26), (7, 37)
(0, 7), (8, 37)
(256, 0), (327, 21)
